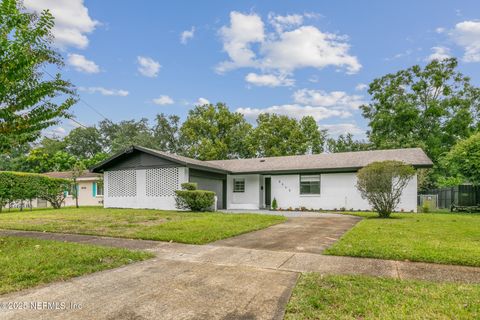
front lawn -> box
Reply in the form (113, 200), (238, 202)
(0, 236), (152, 295)
(0, 207), (286, 244)
(286, 273), (480, 320)
(324, 212), (480, 267)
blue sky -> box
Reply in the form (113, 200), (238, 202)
(25, 1), (480, 138)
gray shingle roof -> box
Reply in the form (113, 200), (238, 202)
(91, 146), (433, 174)
(206, 148), (433, 173)
(43, 170), (102, 179)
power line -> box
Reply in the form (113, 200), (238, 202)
(42, 68), (112, 123)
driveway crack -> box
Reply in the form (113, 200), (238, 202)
(277, 253), (296, 270)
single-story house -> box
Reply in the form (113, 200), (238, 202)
(41, 170), (104, 207)
(91, 146), (433, 212)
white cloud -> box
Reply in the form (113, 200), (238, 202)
(436, 27), (446, 34)
(180, 27), (195, 44)
(237, 104), (351, 122)
(79, 87), (129, 96)
(137, 56), (161, 77)
(217, 12), (361, 76)
(152, 95), (174, 105)
(245, 73), (294, 87)
(426, 46), (451, 61)
(217, 12), (265, 73)
(320, 123), (365, 136)
(451, 20), (480, 62)
(195, 97), (210, 106)
(24, 0), (98, 49)
(355, 83), (368, 91)
(293, 89), (366, 110)
(268, 13), (303, 33)
(67, 54), (100, 73)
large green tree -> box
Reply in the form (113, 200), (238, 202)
(0, 0), (77, 153)
(99, 119), (156, 153)
(246, 114), (326, 157)
(180, 103), (253, 160)
(441, 132), (480, 186)
(361, 58), (480, 163)
(153, 113), (183, 154)
(65, 127), (104, 158)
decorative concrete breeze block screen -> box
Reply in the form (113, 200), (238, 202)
(107, 170), (137, 197)
(146, 168), (179, 197)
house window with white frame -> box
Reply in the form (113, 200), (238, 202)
(300, 175), (321, 195)
(233, 178), (245, 192)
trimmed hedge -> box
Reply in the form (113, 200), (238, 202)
(175, 182), (215, 211)
(0, 171), (70, 211)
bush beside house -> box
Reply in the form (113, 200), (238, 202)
(0, 172), (70, 211)
(175, 182), (215, 212)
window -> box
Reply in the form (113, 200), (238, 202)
(300, 175), (320, 195)
(96, 182), (104, 196)
(233, 178), (245, 192)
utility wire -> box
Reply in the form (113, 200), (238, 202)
(42, 68), (112, 124)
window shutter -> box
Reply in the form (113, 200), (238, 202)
(92, 182), (97, 197)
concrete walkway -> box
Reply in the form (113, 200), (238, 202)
(1, 226), (480, 319)
(2, 229), (480, 284)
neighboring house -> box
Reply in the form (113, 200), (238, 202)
(42, 170), (104, 207)
(91, 146), (433, 212)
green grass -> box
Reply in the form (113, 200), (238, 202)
(286, 273), (480, 320)
(0, 207), (286, 244)
(324, 212), (480, 267)
(0, 236), (152, 295)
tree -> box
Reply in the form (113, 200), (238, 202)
(361, 58), (480, 164)
(326, 133), (372, 153)
(65, 127), (104, 158)
(0, 0), (77, 153)
(99, 119), (156, 153)
(356, 161), (415, 218)
(69, 162), (85, 208)
(153, 113), (183, 153)
(441, 132), (480, 186)
(247, 114), (326, 157)
(181, 103), (253, 160)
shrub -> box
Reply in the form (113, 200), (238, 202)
(356, 160), (415, 218)
(37, 177), (70, 209)
(0, 172), (69, 211)
(180, 182), (198, 191)
(421, 202), (430, 213)
(271, 198), (278, 210)
(175, 190), (215, 212)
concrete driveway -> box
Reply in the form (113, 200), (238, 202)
(213, 215), (361, 254)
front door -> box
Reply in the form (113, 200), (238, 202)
(265, 177), (271, 208)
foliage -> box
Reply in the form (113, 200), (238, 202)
(0, 236), (152, 295)
(24, 149), (77, 173)
(175, 190), (215, 212)
(271, 197), (278, 210)
(36, 176), (69, 209)
(180, 103), (253, 160)
(0, 171), (69, 211)
(325, 212), (480, 267)
(0, 0), (77, 153)
(247, 114), (326, 157)
(441, 131), (480, 186)
(326, 133), (372, 153)
(153, 113), (183, 154)
(65, 127), (104, 158)
(0, 207), (286, 244)
(286, 274), (480, 320)
(356, 161), (415, 218)
(361, 58), (480, 165)
(69, 162), (86, 208)
(175, 181), (215, 211)
(180, 182), (198, 191)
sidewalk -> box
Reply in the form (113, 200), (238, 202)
(2, 229), (480, 284)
